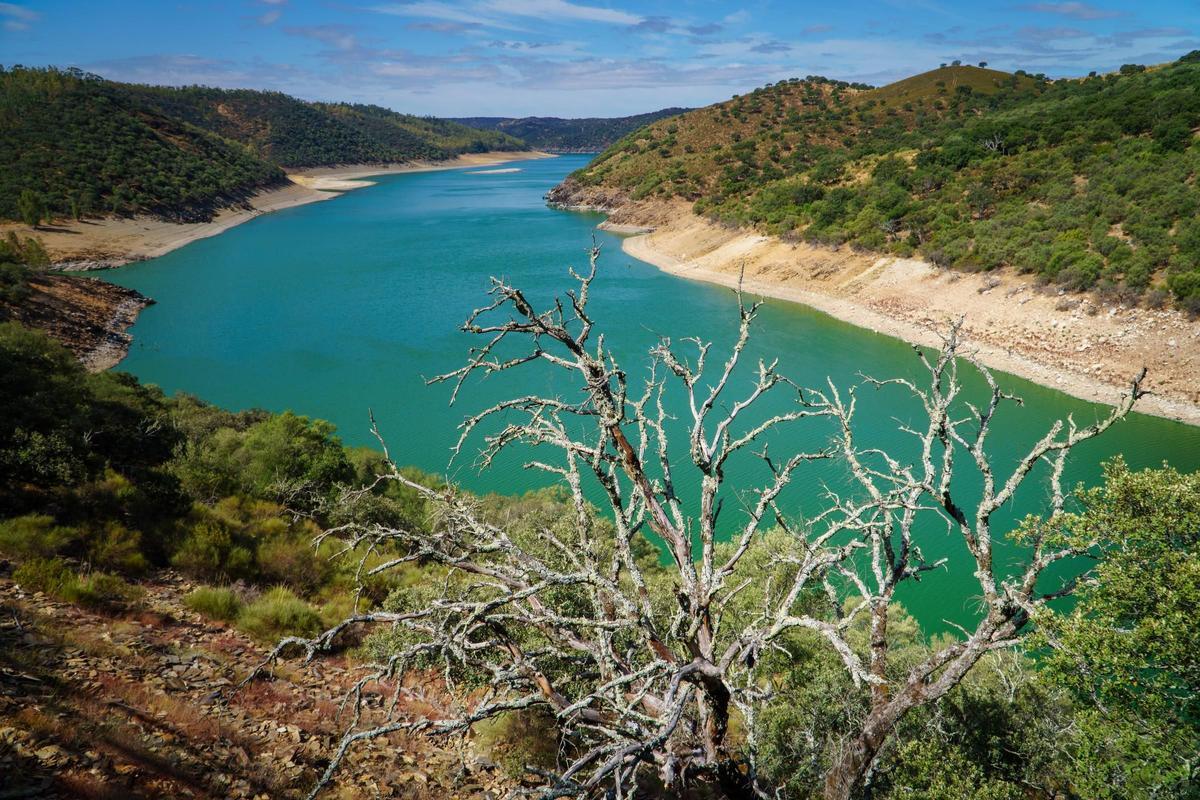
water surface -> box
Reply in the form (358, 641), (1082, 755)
(105, 155), (1200, 632)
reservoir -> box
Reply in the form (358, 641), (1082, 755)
(105, 154), (1200, 632)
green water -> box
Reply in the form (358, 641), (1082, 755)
(104, 154), (1200, 632)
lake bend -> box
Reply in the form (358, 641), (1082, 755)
(104, 154), (1200, 633)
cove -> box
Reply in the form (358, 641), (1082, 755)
(104, 154), (1200, 633)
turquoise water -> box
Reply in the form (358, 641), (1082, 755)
(105, 154), (1200, 632)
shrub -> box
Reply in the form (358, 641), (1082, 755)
(0, 515), (79, 559)
(60, 572), (143, 610)
(183, 585), (243, 621)
(87, 521), (149, 575)
(256, 533), (329, 595)
(237, 587), (323, 641)
(12, 557), (141, 610)
(171, 516), (255, 582)
(472, 708), (560, 779)
(13, 557), (75, 595)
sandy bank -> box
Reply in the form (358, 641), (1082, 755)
(2, 151), (553, 269)
(603, 200), (1200, 426)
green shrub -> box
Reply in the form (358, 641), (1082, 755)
(0, 515), (79, 559)
(256, 533), (329, 595)
(87, 521), (149, 575)
(13, 557), (75, 595)
(12, 557), (140, 610)
(183, 585), (243, 621)
(60, 572), (143, 610)
(170, 512), (255, 582)
(472, 708), (560, 779)
(237, 586), (324, 641)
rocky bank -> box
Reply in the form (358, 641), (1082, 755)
(547, 179), (1200, 425)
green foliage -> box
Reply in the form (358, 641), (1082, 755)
(0, 66), (285, 222)
(236, 586), (324, 642)
(0, 66), (524, 222)
(575, 54), (1200, 302)
(171, 410), (353, 508)
(183, 585), (244, 622)
(13, 556), (76, 595)
(13, 557), (142, 610)
(1034, 459), (1200, 799)
(16, 189), (45, 227)
(451, 108), (690, 152)
(0, 515), (80, 560)
(472, 708), (561, 778)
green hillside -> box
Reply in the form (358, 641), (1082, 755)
(571, 56), (1200, 309)
(0, 67), (286, 222)
(127, 86), (526, 167)
(452, 108), (689, 152)
(0, 66), (526, 221)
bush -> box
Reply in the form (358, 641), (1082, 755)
(13, 557), (75, 595)
(13, 557), (141, 610)
(237, 587), (324, 641)
(61, 572), (143, 610)
(183, 585), (243, 621)
(0, 515), (79, 559)
(171, 515), (255, 582)
(87, 521), (149, 575)
(256, 533), (330, 595)
(472, 708), (560, 779)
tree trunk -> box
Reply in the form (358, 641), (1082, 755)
(822, 709), (896, 800)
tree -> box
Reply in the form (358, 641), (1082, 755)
(978, 61), (988, 68)
(256, 253), (1144, 800)
(17, 189), (46, 228)
(1034, 460), (1200, 798)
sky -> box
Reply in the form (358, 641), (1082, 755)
(2, 1), (1198, 117)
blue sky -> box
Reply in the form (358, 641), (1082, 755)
(2, 1), (1198, 116)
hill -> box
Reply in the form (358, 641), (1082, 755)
(452, 108), (688, 152)
(0, 67), (287, 223)
(0, 67), (526, 222)
(126, 85), (526, 168)
(558, 56), (1200, 309)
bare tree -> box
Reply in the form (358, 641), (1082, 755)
(252, 246), (1144, 800)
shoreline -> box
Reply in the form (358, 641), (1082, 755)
(0, 151), (551, 370)
(600, 201), (1200, 426)
(2, 151), (553, 270)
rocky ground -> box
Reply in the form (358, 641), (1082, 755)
(0, 566), (514, 799)
(1, 274), (152, 371)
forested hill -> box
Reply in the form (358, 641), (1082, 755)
(126, 86), (526, 167)
(0, 66), (526, 222)
(0, 67), (286, 222)
(452, 108), (689, 152)
(563, 54), (1200, 310)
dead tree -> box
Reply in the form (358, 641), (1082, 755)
(255, 245), (1145, 800)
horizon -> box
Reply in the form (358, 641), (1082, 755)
(1, 0), (1198, 118)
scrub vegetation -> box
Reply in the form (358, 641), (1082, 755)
(573, 54), (1200, 309)
(1, 279), (1196, 797)
(0, 66), (526, 222)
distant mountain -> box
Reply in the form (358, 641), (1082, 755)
(451, 109), (690, 152)
(0, 66), (526, 222)
(555, 56), (1200, 309)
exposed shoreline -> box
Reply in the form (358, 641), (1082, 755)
(0, 151), (551, 370)
(2, 151), (553, 270)
(595, 199), (1199, 426)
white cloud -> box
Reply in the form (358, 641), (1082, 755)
(481, 0), (641, 26)
(370, 2), (526, 31)
(0, 2), (39, 31)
